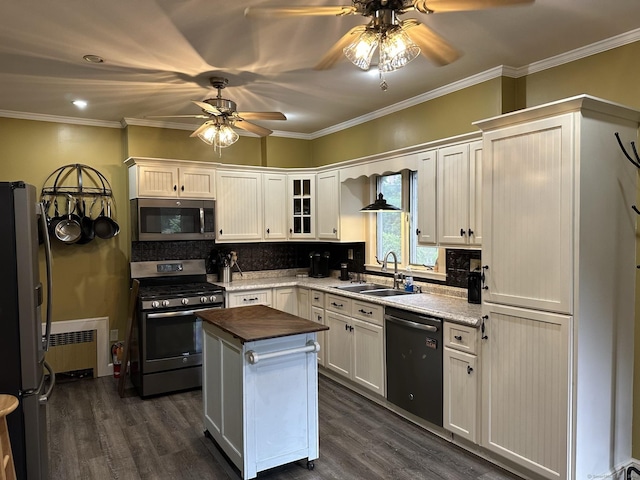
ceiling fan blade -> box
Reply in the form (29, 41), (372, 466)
(192, 100), (221, 116)
(244, 6), (356, 18)
(414, 0), (534, 14)
(236, 120), (273, 137)
(237, 112), (287, 121)
(145, 115), (209, 119)
(402, 20), (461, 66)
(314, 25), (367, 70)
(189, 122), (212, 138)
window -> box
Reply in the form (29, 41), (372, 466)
(374, 172), (439, 271)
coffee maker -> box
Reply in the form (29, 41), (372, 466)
(467, 270), (482, 304)
(309, 251), (330, 278)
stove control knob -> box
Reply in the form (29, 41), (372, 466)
(181, 298), (189, 305)
(209, 295), (217, 303)
(162, 300), (170, 307)
(200, 296), (208, 304)
(151, 301), (160, 309)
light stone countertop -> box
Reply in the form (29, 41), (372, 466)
(208, 274), (483, 327)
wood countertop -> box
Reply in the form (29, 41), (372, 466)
(197, 305), (329, 343)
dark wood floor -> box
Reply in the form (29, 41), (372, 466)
(48, 372), (523, 480)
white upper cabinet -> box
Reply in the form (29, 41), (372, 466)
(437, 141), (481, 246)
(128, 161), (215, 199)
(316, 171), (340, 240)
(263, 173), (288, 240)
(216, 170), (263, 242)
(416, 149), (437, 244)
(288, 174), (316, 239)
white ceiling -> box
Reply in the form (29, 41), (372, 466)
(1, 0), (639, 138)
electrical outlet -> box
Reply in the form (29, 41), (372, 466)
(347, 249), (354, 260)
(110, 329), (119, 342)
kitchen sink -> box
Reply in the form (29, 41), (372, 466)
(362, 288), (414, 297)
(334, 283), (389, 293)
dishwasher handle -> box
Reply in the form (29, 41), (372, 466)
(385, 314), (439, 332)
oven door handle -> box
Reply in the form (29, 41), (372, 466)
(146, 307), (220, 319)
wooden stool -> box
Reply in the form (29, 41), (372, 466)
(0, 395), (18, 480)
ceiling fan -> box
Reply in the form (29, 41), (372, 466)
(245, 0), (534, 88)
(147, 76), (286, 151)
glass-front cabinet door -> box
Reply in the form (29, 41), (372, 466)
(288, 174), (315, 239)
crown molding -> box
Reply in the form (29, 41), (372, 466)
(0, 110), (121, 128)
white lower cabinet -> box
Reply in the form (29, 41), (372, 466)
(443, 321), (479, 443)
(481, 303), (570, 479)
(226, 289), (272, 308)
(310, 306), (325, 367)
(273, 287), (297, 315)
(324, 294), (384, 396)
(443, 347), (478, 443)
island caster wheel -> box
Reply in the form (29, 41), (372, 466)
(307, 460), (315, 471)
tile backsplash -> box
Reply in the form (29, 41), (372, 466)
(131, 241), (478, 290)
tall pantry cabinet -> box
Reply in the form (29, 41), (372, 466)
(475, 95), (639, 480)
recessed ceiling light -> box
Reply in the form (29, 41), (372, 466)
(83, 54), (104, 64)
(72, 100), (88, 109)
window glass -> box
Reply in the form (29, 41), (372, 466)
(376, 174), (402, 263)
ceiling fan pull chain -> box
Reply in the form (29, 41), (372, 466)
(378, 69), (388, 92)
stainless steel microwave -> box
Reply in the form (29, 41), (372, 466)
(131, 198), (215, 241)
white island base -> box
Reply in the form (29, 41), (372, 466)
(202, 320), (320, 479)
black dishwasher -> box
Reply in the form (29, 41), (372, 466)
(385, 306), (443, 427)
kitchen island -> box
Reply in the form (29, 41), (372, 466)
(197, 305), (329, 480)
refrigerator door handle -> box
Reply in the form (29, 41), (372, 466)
(38, 360), (55, 405)
(38, 201), (53, 352)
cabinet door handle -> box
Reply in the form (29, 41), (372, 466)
(358, 309), (372, 316)
(468, 228), (474, 236)
(219, 229), (223, 235)
(349, 325), (354, 332)
(181, 185), (184, 191)
(460, 228), (466, 237)
(173, 185), (177, 191)
(333, 228), (337, 234)
(416, 228), (421, 236)
(481, 315), (488, 340)
(454, 335), (462, 341)
(266, 228), (270, 234)
(290, 228), (293, 234)
(467, 366), (474, 374)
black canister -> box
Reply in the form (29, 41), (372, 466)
(340, 263), (349, 281)
(467, 271), (482, 304)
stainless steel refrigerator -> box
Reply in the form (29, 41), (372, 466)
(0, 181), (54, 480)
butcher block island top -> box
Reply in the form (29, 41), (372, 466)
(197, 304), (328, 343)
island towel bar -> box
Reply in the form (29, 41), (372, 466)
(246, 340), (320, 365)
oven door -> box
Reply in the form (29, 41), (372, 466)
(141, 307), (219, 374)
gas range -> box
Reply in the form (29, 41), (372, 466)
(131, 259), (224, 311)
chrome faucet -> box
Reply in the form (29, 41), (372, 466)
(381, 251), (401, 290)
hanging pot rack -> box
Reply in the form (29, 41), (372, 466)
(40, 163), (113, 198)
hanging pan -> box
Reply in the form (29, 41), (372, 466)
(54, 196), (82, 244)
(76, 198), (96, 244)
(93, 197), (119, 239)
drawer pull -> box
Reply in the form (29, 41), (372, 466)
(313, 296), (320, 301)
(454, 335), (463, 341)
(243, 297), (259, 302)
(358, 309), (373, 316)
(331, 302), (344, 308)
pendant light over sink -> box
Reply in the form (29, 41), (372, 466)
(360, 193), (402, 212)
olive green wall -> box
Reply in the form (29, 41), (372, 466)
(310, 77), (504, 166)
(264, 136), (314, 168)
(0, 118), (130, 341)
(524, 41), (640, 111)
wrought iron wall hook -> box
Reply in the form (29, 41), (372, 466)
(615, 132), (640, 168)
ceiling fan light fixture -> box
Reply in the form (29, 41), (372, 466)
(378, 27), (420, 72)
(197, 121), (239, 155)
(343, 29), (379, 70)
